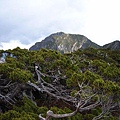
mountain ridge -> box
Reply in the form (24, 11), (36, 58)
(103, 40), (120, 50)
(29, 32), (120, 53)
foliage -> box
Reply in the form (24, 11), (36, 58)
(9, 68), (33, 83)
(0, 47), (120, 120)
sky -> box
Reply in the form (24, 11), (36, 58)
(0, 0), (120, 50)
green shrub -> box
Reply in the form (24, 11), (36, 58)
(9, 68), (33, 83)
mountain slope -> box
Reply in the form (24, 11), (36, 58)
(103, 40), (120, 50)
(29, 32), (101, 53)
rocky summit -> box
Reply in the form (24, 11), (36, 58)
(103, 40), (120, 50)
(29, 32), (101, 53)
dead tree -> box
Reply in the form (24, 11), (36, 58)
(0, 65), (119, 119)
(27, 66), (101, 120)
(31, 65), (119, 120)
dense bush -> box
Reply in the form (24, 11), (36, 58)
(0, 48), (120, 120)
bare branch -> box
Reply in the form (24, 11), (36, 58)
(39, 101), (82, 120)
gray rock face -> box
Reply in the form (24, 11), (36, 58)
(103, 40), (120, 50)
(29, 32), (101, 53)
(0, 57), (5, 63)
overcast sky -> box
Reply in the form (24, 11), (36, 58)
(0, 0), (120, 50)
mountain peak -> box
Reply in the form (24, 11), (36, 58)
(103, 40), (120, 50)
(29, 32), (100, 53)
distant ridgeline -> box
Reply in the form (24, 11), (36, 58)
(29, 32), (120, 53)
(29, 32), (101, 53)
(0, 52), (16, 63)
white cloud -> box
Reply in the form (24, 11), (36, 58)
(0, 35), (46, 50)
(0, 40), (30, 50)
(0, 0), (120, 50)
(82, 0), (120, 45)
(0, 0), (85, 46)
